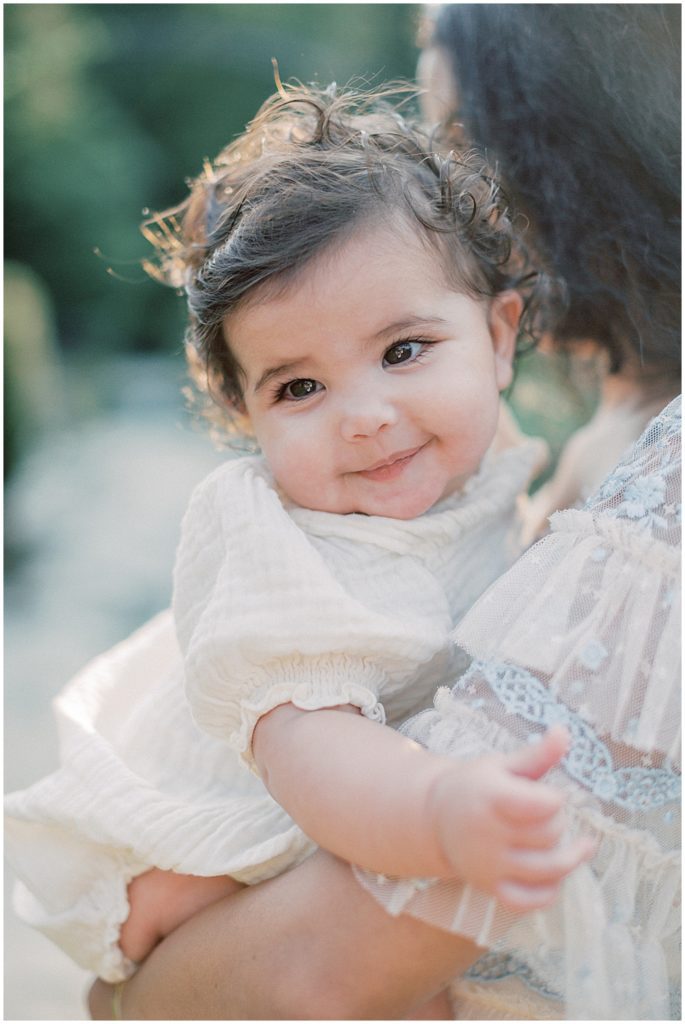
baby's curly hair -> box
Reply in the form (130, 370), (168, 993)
(144, 79), (553, 436)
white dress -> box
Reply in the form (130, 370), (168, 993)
(5, 437), (542, 983)
(357, 396), (681, 1020)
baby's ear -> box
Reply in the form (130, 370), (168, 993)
(488, 291), (523, 391)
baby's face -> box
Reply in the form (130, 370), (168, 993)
(224, 223), (519, 519)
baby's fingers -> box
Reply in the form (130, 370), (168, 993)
(494, 776), (564, 824)
(510, 809), (566, 850)
(504, 836), (596, 887)
(495, 838), (596, 912)
(495, 881), (562, 913)
(504, 725), (570, 781)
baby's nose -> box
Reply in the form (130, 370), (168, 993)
(339, 394), (399, 441)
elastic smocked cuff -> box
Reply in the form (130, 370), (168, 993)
(228, 656), (388, 772)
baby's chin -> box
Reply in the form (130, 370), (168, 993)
(349, 498), (446, 520)
(352, 477), (469, 519)
(305, 489), (458, 520)
(280, 472), (468, 519)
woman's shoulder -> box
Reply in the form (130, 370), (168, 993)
(579, 394), (681, 545)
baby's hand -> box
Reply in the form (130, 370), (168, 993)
(119, 868), (242, 963)
(430, 726), (594, 911)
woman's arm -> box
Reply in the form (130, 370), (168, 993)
(90, 849), (483, 1020)
(254, 703), (591, 905)
(92, 706), (588, 1017)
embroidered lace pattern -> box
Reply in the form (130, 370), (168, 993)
(460, 660), (680, 811)
(465, 950), (562, 1002)
(356, 397), (681, 1020)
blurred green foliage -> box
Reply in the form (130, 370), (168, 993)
(4, 3), (420, 471)
(4, 3), (596, 486)
(4, 261), (68, 457)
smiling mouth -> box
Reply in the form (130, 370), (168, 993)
(357, 445), (426, 481)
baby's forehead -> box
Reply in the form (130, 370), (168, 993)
(227, 219), (479, 342)
(318, 216), (479, 301)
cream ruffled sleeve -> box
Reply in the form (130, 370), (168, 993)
(356, 397), (681, 1021)
(172, 458), (448, 771)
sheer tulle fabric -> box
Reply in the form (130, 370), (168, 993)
(356, 397), (681, 1020)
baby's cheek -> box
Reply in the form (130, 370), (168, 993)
(264, 445), (328, 507)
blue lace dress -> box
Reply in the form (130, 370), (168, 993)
(357, 396), (681, 1020)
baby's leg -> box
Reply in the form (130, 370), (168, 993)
(406, 988), (453, 1019)
(119, 868), (243, 963)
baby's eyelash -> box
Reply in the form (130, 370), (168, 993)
(396, 336), (436, 349)
(271, 381), (290, 402)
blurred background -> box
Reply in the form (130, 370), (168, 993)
(4, 4), (596, 1019)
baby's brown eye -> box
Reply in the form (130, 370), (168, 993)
(383, 341), (421, 365)
(284, 378), (321, 400)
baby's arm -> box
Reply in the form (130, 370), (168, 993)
(255, 704), (592, 911)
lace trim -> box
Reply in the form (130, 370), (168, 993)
(550, 509), (680, 574)
(585, 396), (681, 536)
(457, 660), (681, 810)
(465, 950), (563, 1002)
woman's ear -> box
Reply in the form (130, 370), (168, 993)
(488, 291), (523, 391)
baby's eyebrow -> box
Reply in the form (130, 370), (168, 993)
(253, 359), (308, 395)
(373, 314), (449, 339)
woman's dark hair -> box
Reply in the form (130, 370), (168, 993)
(144, 80), (550, 433)
(433, 3), (681, 377)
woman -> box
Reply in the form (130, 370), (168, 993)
(89, 4), (680, 1018)
(421, 2), (680, 535)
